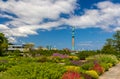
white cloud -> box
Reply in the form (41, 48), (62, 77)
(0, 24), (9, 30)
(0, 0), (120, 43)
(0, 0), (76, 42)
(114, 27), (120, 31)
(8, 37), (17, 43)
(62, 1), (120, 31)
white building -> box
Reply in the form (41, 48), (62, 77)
(8, 45), (25, 52)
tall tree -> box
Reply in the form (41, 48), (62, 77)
(113, 31), (120, 51)
(102, 38), (116, 53)
(0, 33), (8, 55)
(102, 31), (120, 52)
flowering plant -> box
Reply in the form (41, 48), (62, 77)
(92, 63), (104, 75)
(52, 53), (68, 59)
(62, 71), (81, 79)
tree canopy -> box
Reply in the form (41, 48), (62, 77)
(102, 31), (120, 53)
(0, 33), (8, 55)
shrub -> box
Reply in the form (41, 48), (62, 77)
(0, 64), (7, 72)
(52, 53), (68, 59)
(86, 54), (118, 65)
(70, 60), (84, 66)
(65, 66), (81, 72)
(0, 62), (66, 79)
(107, 63), (113, 68)
(36, 50), (70, 56)
(0, 58), (18, 72)
(62, 71), (81, 79)
(85, 70), (99, 79)
(100, 63), (110, 71)
(81, 62), (94, 70)
(68, 56), (79, 60)
(76, 51), (98, 60)
(36, 56), (48, 62)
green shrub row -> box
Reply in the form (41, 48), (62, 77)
(0, 62), (66, 79)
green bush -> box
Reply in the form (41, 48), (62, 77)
(81, 61), (94, 70)
(0, 64), (7, 72)
(0, 58), (18, 72)
(76, 51), (99, 60)
(0, 62), (66, 79)
(86, 54), (118, 65)
(85, 70), (99, 79)
(100, 63), (110, 71)
(36, 56), (48, 62)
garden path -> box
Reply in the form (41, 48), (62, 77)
(99, 63), (120, 79)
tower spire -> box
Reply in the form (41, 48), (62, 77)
(72, 26), (75, 51)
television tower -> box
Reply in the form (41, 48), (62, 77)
(72, 26), (75, 51)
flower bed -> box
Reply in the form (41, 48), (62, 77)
(0, 54), (119, 79)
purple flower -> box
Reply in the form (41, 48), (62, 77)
(52, 53), (68, 59)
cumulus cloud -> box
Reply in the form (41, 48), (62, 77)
(0, 24), (9, 30)
(62, 1), (120, 31)
(0, 0), (120, 43)
(0, 0), (76, 42)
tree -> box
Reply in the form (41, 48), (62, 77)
(23, 43), (34, 52)
(0, 33), (8, 55)
(102, 38), (116, 53)
(113, 31), (120, 51)
(102, 31), (120, 52)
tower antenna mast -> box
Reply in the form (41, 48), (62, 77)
(72, 26), (75, 51)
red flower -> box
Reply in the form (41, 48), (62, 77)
(92, 64), (104, 75)
(62, 71), (81, 79)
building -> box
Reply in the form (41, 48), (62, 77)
(8, 44), (25, 52)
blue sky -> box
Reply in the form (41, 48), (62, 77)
(0, 0), (120, 50)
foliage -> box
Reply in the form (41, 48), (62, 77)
(0, 33), (8, 56)
(0, 64), (7, 72)
(68, 56), (79, 60)
(102, 31), (120, 52)
(101, 39), (116, 54)
(0, 56), (40, 72)
(52, 53), (68, 58)
(62, 71), (81, 79)
(81, 61), (94, 70)
(86, 54), (118, 66)
(35, 49), (71, 56)
(100, 63), (110, 71)
(85, 70), (99, 79)
(76, 50), (99, 60)
(65, 66), (81, 72)
(0, 62), (66, 79)
(6, 50), (21, 57)
(70, 60), (84, 66)
(0, 58), (16, 72)
(36, 56), (48, 62)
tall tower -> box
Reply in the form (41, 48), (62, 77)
(72, 26), (75, 51)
